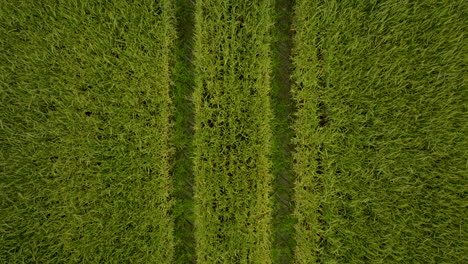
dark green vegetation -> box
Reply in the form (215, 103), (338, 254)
(172, 0), (196, 263)
(1, 0), (466, 263)
(192, 1), (274, 263)
(291, 0), (467, 263)
(1, 0), (176, 262)
(270, 0), (296, 263)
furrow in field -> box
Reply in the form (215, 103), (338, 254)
(270, 0), (296, 263)
(172, 0), (197, 263)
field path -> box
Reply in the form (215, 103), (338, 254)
(271, 0), (296, 263)
(172, 0), (197, 263)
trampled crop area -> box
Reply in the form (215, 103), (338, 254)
(1, 0), (466, 263)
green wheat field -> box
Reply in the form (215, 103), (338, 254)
(1, 0), (466, 263)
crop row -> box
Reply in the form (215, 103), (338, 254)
(291, 0), (466, 262)
(290, 0), (327, 262)
(1, 1), (176, 262)
(192, 1), (275, 263)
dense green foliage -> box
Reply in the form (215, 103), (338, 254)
(192, 1), (274, 263)
(290, 1), (326, 262)
(1, 0), (466, 263)
(291, 0), (467, 263)
(1, 1), (176, 262)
